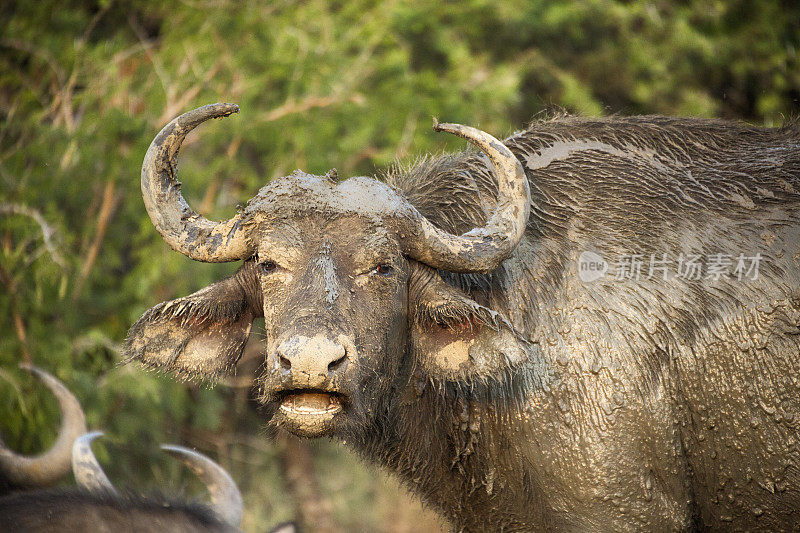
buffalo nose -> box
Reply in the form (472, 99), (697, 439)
(276, 335), (348, 384)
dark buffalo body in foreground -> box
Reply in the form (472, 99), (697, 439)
(0, 490), (237, 533)
(127, 104), (800, 531)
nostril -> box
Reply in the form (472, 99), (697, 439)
(328, 353), (347, 373)
(279, 354), (292, 370)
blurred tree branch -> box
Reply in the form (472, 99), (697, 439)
(72, 180), (118, 300)
(0, 262), (30, 363)
(279, 435), (340, 533)
(258, 93), (366, 123)
(0, 203), (66, 268)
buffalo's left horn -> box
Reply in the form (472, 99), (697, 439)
(72, 431), (117, 494)
(162, 444), (243, 528)
(0, 365), (87, 487)
(399, 120), (530, 273)
(141, 103), (251, 262)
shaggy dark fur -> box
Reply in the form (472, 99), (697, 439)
(374, 115), (800, 530)
(0, 489), (236, 532)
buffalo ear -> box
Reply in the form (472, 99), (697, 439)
(124, 271), (258, 381)
(409, 262), (527, 382)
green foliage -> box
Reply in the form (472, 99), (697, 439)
(1, 0), (798, 529)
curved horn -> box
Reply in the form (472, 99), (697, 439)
(72, 431), (117, 494)
(0, 365), (87, 487)
(162, 444), (243, 528)
(399, 120), (530, 273)
(141, 103), (251, 262)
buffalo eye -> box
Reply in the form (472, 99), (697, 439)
(372, 263), (393, 276)
(259, 260), (278, 274)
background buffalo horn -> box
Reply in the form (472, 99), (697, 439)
(141, 103), (251, 262)
(400, 119), (530, 273)
(0, 365), (87, 487)
(162, 444), (244, 528)
(72, 431), (117, 494)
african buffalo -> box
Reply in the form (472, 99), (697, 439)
(0, 366), (249, 532)
(126, 103), (800, 531)
(1, 432), (246, 532)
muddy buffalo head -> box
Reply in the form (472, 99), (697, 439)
(126, 103), (531, 437)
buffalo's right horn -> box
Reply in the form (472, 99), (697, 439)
(162, 444), (243, 528)
(141, 103), (251, 262)
(0, 365), (87, 487)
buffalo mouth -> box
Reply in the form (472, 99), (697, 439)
(276, 390), (346, 436)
